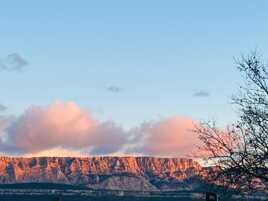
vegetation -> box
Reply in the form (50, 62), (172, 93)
(0, 183), (89, 190)
(197, 52), (268, 191)
(0, 195), (265, 201)
(0, 182), (264, 201)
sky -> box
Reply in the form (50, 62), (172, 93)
(0, 0), (268, 157)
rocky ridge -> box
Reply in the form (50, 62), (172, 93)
(0, 156), (204, 191)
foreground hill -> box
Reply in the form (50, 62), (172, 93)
(0, 156), (206, 191)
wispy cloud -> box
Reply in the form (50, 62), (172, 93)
(0, 53), (28, 72)
(106, 85), (123, 93)
(193, 90), (210, 98)
(0, 104), (7, 112)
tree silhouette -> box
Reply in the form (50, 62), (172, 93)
(197, 52), (268, 192)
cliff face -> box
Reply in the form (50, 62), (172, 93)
(0, 156), (203, 191)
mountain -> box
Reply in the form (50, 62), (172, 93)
(0, 156), (207, 191)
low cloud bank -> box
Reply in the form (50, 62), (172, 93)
(127, 117), (200, 157)
(0, 101), (126, 155)
(0, 101), (201, 157)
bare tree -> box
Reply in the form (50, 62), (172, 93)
(197, 52), (268, 191)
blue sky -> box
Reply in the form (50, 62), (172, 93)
(0, 0), (268, 128)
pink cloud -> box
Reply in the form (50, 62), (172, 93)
(130, 117), (200, 157)
(0, 101), (203, 157)
(4, 101), (127, 154)
(23, 147), (88, 157)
